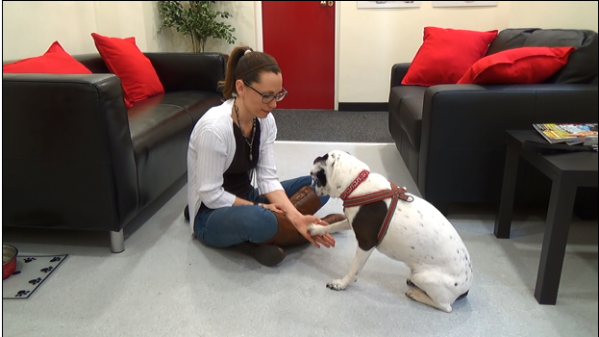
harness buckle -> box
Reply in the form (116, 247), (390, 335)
(396, 186), (414, 202)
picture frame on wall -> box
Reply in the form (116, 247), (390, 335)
(432, 1), (498, 7)
(357, 1), (422, 9)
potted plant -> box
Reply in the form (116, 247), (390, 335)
(157, 1), (236, 52)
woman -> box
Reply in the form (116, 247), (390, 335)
(187, 46), (345, 267)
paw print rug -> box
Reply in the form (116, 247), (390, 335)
(2, 254), (68, 299)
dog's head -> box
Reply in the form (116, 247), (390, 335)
(310, 150), (370, 198)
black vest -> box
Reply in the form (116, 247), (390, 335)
(222, 119), (261, 198)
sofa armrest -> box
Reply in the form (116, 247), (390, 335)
(390, 63), (410, 88)
(145, 52), (227, 94)
(2, 73), (138, 230)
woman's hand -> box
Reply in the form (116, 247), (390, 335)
(292, 214), (336, 248)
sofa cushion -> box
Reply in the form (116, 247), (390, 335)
(402, 27), (498, 86)
(457, 46), (575, 84)
(523, 29), (598, 84)
(127, 92), (202, 205)
(3, 41), (92, 74)
(389, 85), (426, 114)
(486, 28), (540, 56)
(126, 90), (222, 205)
(91, 33), (165, 108)
(149, 91), (225, 122)
(73, 54), (111, 73)
(128, 99), (187, 205)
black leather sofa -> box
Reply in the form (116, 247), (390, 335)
(388, 28), (598, 217)
(3, 52), (227, 252)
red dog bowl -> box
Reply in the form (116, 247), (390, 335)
(3, 244), (19, 280)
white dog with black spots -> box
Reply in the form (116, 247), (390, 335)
(308, 150), (472, 313)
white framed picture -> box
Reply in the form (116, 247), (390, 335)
(357, 1), (422, 9)
(432, 1), (498, 7)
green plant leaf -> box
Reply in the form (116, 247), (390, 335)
(157, 1), (237, 52)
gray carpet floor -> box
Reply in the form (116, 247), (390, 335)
(271, 109), (393, 143)
(2, 111), (597, 337)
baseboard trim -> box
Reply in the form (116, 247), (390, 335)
(338, 102), (388, 112)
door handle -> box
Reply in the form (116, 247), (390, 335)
(328, 1), (334, 6)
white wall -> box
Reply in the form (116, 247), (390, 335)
(2, 1), (99, 57)
(337, 1), (597, 102)
(2, 1), (597, 105)
(338, 1), (511, 102)
(508, 1), (598, 30)
(1, 1), (256, 59)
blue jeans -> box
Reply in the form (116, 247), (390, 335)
(194, 175), (329, 248)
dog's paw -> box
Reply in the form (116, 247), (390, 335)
(326, 278), (349, 291)
(308, 224), (327, 236)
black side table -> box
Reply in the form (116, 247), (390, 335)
(494, 130), (598, 305)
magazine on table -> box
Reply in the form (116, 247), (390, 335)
(533, 123), (598, 146)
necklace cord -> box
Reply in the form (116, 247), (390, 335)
(233, 101), (257, 161)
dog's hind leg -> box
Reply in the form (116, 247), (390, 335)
(327, 247), (374, 291)
(406, 288), (452, 313)
(405, 272), (455, 313)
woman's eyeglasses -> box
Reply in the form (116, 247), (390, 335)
(244, 82), (288, 103)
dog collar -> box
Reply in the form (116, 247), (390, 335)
(339, 170), (370, 200)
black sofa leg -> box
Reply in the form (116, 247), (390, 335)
(184, 205), (190, 222)
(110, 229), (125, 253)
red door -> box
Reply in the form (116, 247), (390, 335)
(261, 1), (335, 110)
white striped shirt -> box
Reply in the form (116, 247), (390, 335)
(187, 98), (283, 233)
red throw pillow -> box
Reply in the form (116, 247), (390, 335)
(91, 33), (164, 108)
(3, 41), (92, 74)
(402, 27), (498, 86)
(456, 46), (576, 84)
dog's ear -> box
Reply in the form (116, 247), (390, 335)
(313, 153), (329, 165)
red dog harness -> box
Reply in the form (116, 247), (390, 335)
(339, 170), (413, 246)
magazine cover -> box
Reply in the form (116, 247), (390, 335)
(533, 123), (598, 145)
